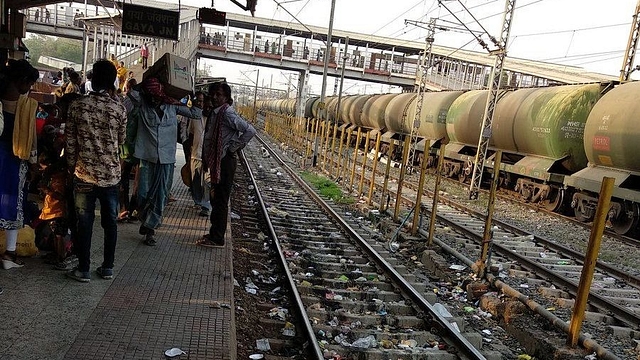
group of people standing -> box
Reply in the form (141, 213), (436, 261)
(31, 8), (51, 23)
(0, 55), (256, 289)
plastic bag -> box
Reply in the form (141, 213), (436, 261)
(351, 335), (377, 349)
(0, 226), (38, 257)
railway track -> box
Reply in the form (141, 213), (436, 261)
(253, 115), (640, 358)
(328, 144), (640, 249)
(232, 135), (516, 359)
(322, 148), (640, 356)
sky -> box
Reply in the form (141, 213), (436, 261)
(181, 0), (640, 96)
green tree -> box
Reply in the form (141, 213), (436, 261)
(23, 34), (82, 68)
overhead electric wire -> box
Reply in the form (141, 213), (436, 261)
(512, 22), (628, 37)
(455, 0), (496, 46)
(284, 0), (311, 30)
(370, 0), (427, 36)
(572, 54), (624, 66)
(542, 49), (624, 62)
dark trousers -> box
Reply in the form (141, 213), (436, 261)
(73, 180), (118, 272)
(119, 160), (138, 213)
(142, 56), (148, 69)
(208, 153), (237, 241)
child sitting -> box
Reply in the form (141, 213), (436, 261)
(34, 130), (74, 269)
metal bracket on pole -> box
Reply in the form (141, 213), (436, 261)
(468, 0), (516, 200)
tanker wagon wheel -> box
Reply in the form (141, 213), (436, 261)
(572, 195), (592, 223)
(542, 187), (564, 212)
(610, 201), (640, 235)
(458, 160), (473, 183)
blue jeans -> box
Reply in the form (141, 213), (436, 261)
(73, 179), (119, 273)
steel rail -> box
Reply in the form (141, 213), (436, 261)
(429, 205), (640, 329)
(256, 134), (487, 360)
(423, 193), (640, 288)
(239, 145), (325, 360)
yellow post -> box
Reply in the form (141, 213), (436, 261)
(368, 132), (382, 205)
(411, 147), (429, 235)
(300, 118), (307, 152)
(329, 123), (339, 176)
(340, 128), (353, 183)
(291, 118), (304, 149)
(428, 144), (446, 246)
(285, 116), (291, 143)
(277, 116), (283, 142)
(380, 141), (395, 212)
(357, 131), (370, 196)
(394, 136), (412, 222)
(265, 113), (269, 133)
(478, 151), (502, 278)
(321, 121), (330, 171)
(305, 118), (313, 158)
(305, 119), (314, 159)
(568, 176), (615, 347)
(336, 128), (347, 182)
(349, 128), (362, 191)
(311, 118), (320, 160)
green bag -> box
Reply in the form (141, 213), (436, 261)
(122, 93), (141, 162)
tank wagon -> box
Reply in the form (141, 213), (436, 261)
(258, 81), (640, 235)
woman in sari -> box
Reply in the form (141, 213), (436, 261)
(0, 59), (39, 269)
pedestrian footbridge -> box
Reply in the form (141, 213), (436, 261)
(23, 0), (616, 112)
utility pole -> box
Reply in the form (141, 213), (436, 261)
(468, 0), (516, 200)
(313, 0), (336, 167)
(406, 18), (435, 173)
(335, 37), (349, 118)
(253, 68), (259, 121)
(620, 0), (640, 81)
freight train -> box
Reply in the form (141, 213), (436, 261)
(257, 81), (640, 236)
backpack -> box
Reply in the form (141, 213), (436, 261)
(121, 93), (141, 163)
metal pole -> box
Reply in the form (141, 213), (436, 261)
(568, 177), (615, 347)
(313, 0), (336, 167)
(335, 36), (349, 119)
(380, 142), (395, 212)
(253, 69), (259, 122)
(411, 149), (429, 235)
(478, 151), (502, 278)
(367, 132), (382, 205)
(428, 144), (446, 246)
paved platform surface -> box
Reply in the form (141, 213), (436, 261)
(0, 153), (236, 360)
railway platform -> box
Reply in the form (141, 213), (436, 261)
(0, 153), (236, 360)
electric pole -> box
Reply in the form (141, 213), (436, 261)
(406, 18), (436, 173)
(620, 0), (640, 81)
(313, 0), (337, 167)
(468, 0), (516, 200)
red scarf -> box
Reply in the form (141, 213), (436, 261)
(143, 77), (179, 104)
(205, 103), (229, 184)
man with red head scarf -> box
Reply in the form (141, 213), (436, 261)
(123, 77), (202, 246)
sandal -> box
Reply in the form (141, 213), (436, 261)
(2, 251), (24, 270)
(117, 211), (130, 222)
(196, 235), (224, 248)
